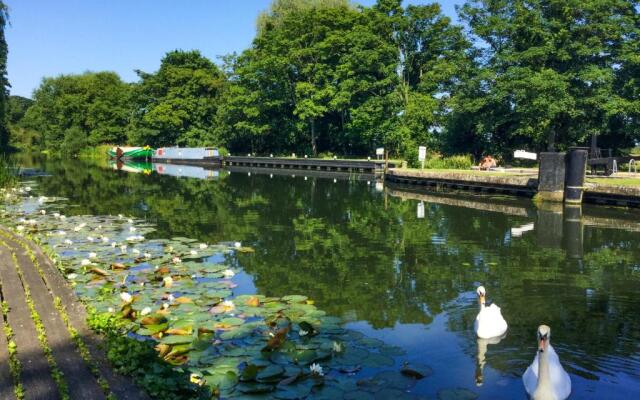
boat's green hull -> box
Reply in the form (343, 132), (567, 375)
(108, 147), (154, 160)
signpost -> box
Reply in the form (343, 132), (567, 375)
(376, 147), (384, 160)
(418, 146), (427, 169)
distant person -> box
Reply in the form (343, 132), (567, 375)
(479, 156), (497, 170)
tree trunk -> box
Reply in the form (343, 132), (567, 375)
(546, 130), (556, 152)
(310, 119), (317, 157)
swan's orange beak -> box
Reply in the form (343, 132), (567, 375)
(538, 337), (546, 353)
(478, 294), (485, 305)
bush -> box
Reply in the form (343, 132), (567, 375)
(423, 154), (474, 170)
(0, 155), (18, 188)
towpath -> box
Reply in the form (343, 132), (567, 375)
(0, 227), (149, 400)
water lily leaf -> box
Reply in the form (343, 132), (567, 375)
(282, 295), (308, 303)
(220, 317), (245, 326)
(256, 364), (285, 382)
(400, 363), (433, 379)
(236, 382), (275, 394)
(160, 335), (194, 345)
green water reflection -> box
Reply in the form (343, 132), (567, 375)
(20, 157), (640, 398)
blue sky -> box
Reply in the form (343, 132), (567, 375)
(5, 0), (464, 98)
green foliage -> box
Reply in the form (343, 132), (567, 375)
(127, 50), (225, 148)
(0, 153), (17, 187)
(0, 2), (9, 152)
(86, 308), (210, 400)
(21, 72), (131, 154)
(451, 0), (640, 157)
(422, 153), (474, 169)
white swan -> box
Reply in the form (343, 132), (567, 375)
(523, 325), (572, 400)
(474, 286), (508, 339)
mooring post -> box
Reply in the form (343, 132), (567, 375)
(537, 152), (566, 202)
(565, 147), (588, 204)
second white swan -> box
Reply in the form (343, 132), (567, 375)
(474, 285), (508, 339)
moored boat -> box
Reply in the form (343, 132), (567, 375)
(108, 146), (154, 160)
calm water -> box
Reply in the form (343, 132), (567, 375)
(18, 157), (640, 399)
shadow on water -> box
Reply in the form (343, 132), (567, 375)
(16, 156), (640, 399)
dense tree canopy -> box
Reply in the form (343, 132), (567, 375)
(128, 50), (225, 148)
(7, 0), (640, 159)
(0, 2), (9, 151)
(21, 72), (131, 154)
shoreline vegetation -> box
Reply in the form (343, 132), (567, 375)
(3, 0), (639, 167)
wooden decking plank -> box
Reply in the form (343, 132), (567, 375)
(3, 236), (106, 400)
(0, 274), (18, 400)
(0, 244), (60, 400)
(4, 229), (150, 400)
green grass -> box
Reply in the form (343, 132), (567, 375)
(0, 154), (19, 189)
(588, 178), (640, 187)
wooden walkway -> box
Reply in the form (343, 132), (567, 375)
(0, 227), (149, 400)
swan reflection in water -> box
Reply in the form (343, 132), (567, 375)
(475, 334), (506, 386)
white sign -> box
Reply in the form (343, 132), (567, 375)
(514, 150), (537, 160)
(417, 201), (425, 219)
(418, 146), (427, 162)
(376, 147), (385, 156)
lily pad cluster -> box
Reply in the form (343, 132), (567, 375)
(0, 185), (430, 399)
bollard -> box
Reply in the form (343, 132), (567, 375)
(564, 147), (588, 204)
(537, 152), (566, 202)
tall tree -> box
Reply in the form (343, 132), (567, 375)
(128, 50), (225, 148)
(22, 72), (131, 154)
(454, 0), (640, 155)
(0, 2), (9, 151)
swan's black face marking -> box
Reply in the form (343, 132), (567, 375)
(537, 332), (549, 352)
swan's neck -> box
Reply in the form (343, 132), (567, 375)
(535, 346), (553, 397)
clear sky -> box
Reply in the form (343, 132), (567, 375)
(5, 0), (464, 98)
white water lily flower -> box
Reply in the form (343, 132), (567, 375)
(60, 215), (66, 220)
(234, 242), (242, 248)
(39, 209), (46, 215)
(199, 243), (208, 249)
(120, 245), (128, 253)
(310, 363), (324, 376)
(162, 303), (169, 310)
(102, 236), (109, 243)
(108, 307), (114, 313)
(163, 276), (173, 288)
(120, 292), (133, 303)
(221, 300), (235, 311)
(111, 242), (117, 248)
(132, 248), (140, 254)
(88, 252), (97, 259)
(26, 219), (37, 225)
(24, 186), (31, 192)
(190, 250), (198, 256)
(58, 230), (66, 235)
(53, 212), (60, 218)
(332, 341), (343, 353)
(80, 259), (91, 266)
(64, 239), (73, 245)
(87, 236), (94, 242)
(167, 245), (174, 253)
(168, 294), (175, 303)
(129, 226), (137, 232)
(118, 214), (123, 219)
(222, 269), (235, 279)
(144, 252), (151, 259)
(140, 307), (151, 316)
(73, 222), (87, 232)
(299, 329), (309, 337)
(16, 225), (24, 232)
(127, 218), (133, 224)
(67, 273), (78, 280)
(172, 256), (181, 264)
(190, 373), (204, 386)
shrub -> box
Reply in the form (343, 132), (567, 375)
(423, 154), (474, 170)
